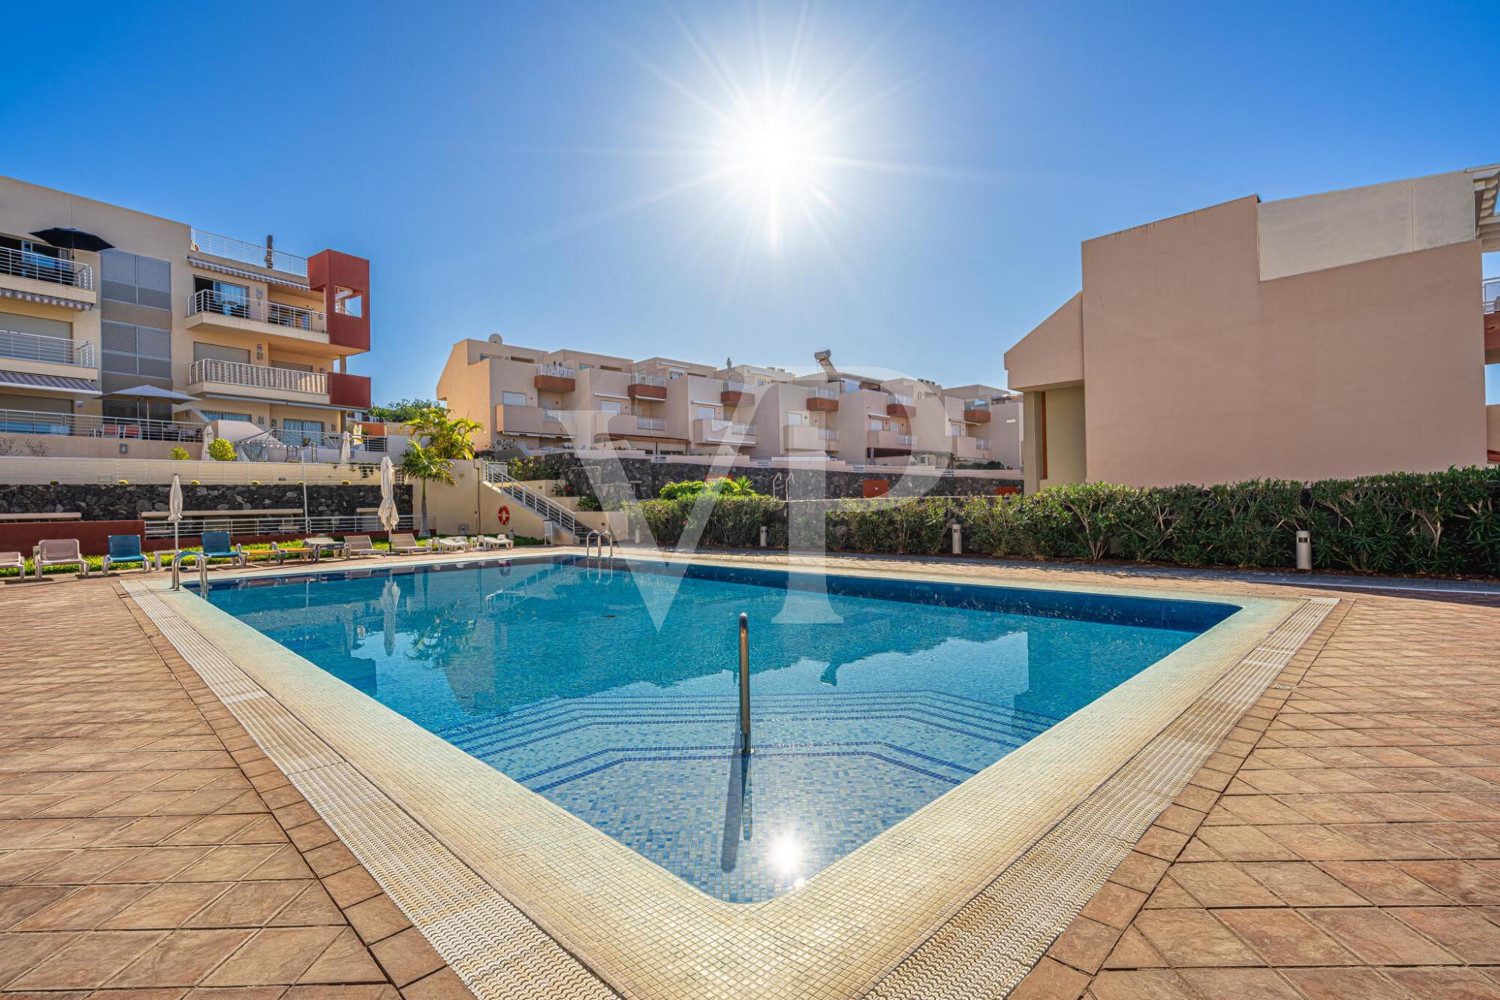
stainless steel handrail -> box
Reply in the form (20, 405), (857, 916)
(170, 551), (209, 592)
(738, 612), (751, 754)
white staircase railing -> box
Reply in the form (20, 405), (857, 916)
(482, 462), (581, 539)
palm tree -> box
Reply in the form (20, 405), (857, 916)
(401, 442), (455, 536)
(404, 408), (482, 463)
(400, 408), (483, 536)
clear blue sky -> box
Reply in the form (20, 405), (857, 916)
(5, 0), (1498, 403)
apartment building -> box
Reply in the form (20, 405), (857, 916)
(0, 176), (372, 458)
(1005, 166), (1500, 493)
(437, 336), (1020, 467)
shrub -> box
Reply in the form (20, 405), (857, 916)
(206, 438), (236, 462)
(576, 494), (602, 512)
(507, 454), (569, 481)
(659, 476), (759, 501)
(169, 446), (191, 461)
(632, 466), (1500, 578)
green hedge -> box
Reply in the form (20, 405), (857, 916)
(633, 467), (1500, 576)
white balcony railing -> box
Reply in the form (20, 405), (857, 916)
(189, 229), (308, 277)
(537, 362), (577, 379)
(723, 380), (751, 393)
(698, 420), (755, 442)
(976, 439), (990, 450)
(188, 289), (327, 333)
(898, 434), (914, 446)
(965, 398), (990, 409)
(630, 373), (667, 388)
(0, 329), (96, 367)
(809, 386), (838, 400)
(188, 359), (328, 396)
(542, 408), (568, 424)
(888, 393), (915, 407)
(0, 246), (93, 290)
(1485, 277), (1500, 315)
(637, 416), (666, 431)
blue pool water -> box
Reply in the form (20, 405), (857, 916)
(204, 556), (1236, 902)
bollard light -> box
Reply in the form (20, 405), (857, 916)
(1295, 530), (1312, 572)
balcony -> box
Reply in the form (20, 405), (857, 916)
(963, 399), (992, 423)
(694, 419), (755, 445)
(189, 229), (308, 277)
(185, 289), (330, 348)
(953, 436), (990, 461)
(721, 380), (754, 407)
(0, 329), (97, 381)
(187, 358), (334, 406)
(784, 424), (839, 451)
(0, 246), (97, 310)
(496, 404), (566, 438)
(0, 407), (202, 441)
(867, 429), (913, 454)
(806, 386), (839, 412)
(887, 393), (915, 418)
(627, 373), (668, 400)
(605, 414), (675, 439)
(1486, 279), (1500, 364)
(535, 362), (576, 393)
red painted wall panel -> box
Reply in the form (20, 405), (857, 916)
(308, 250), (371, 352)
(328, 372), (372, 410)
(0, 520), (146, 557)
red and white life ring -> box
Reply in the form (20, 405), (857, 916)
(497, 505), (511, 526)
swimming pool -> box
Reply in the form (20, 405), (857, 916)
(204, 556), (1237, 902)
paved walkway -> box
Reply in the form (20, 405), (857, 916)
(1013, 592), (1500, 1000)
(0, 578), (473, 998)
(4, 554), (1500, 999)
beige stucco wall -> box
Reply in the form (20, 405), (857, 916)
(1004, 294), (1083, 392)
(1257, 170), (1475, 281)
(1076, 196), (1487, 487)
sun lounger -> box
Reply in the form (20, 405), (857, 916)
(476, 534), (514, 550)
(344, 534), (385, 558)
(33, 538), (89, 579)
(102, 534), (154, 574)
(432, 537), (470, 552)
(200, 531), (245, 568)
(387, 532), (428, 555)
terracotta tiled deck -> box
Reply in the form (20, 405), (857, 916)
(0, 578), (473, 998)
(4, 554), (1500, 999)
(1011, 591), (1500, 1000)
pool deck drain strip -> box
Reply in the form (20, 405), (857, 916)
(123, 556), (1319, 999)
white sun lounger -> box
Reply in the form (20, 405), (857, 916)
(344, 534), (386, 559)
(33, 538), (89, 579)
(388, 532), (428, 555)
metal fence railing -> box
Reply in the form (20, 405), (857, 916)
(0, 329), (96, 367)
(483, 462), (580, 537)
(144, 512), (414, 539)
(0, 408), (203, 441)
(189, 229), (308, 276)
(0, 456), (401, 486)
(188, 289), (326, 333)
(0, 245), (93, 289)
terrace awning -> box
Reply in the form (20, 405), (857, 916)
(0, 370), (101, 396)
(0, 287), (93, 311)
(187, 256), (311, 291)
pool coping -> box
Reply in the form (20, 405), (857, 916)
(123, 550), (1324, 999)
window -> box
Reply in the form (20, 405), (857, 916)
(100, 250), (171, 309)
(101, 321), (172, 380)
(271, 360), (314, 372)
(696, 405), (718, 420)
(598, 400), (623, 414)
(501, 391), (528, 407)
(334, 287), (364, 318)
(193, 342), (251, 364)
(200, 410), (252, 423)
(786, 412), (805, 426)
(869, 418), (886, 432)
(283, 419), (325, 437)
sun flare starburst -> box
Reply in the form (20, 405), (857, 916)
(716, 100), (831, 251)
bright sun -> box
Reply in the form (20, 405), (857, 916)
(719, 101), (830, 251)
